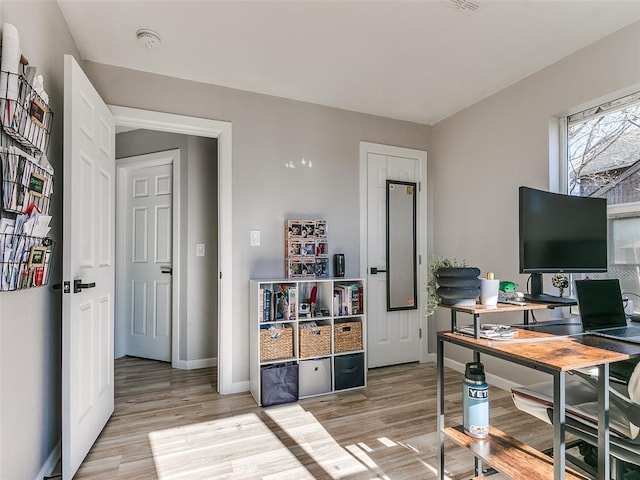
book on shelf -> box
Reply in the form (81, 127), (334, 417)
(261, 288), (272, 322)
(333, 283), (361, 316)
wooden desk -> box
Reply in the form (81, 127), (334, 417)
(436, 329), (636, 480)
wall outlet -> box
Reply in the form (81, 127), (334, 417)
(196, 243), (205, 256)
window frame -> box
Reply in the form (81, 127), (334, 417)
(560, 91), (640, 306)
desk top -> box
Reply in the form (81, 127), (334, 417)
(440, 302), (550, 315)
(438, 329), (632, 372)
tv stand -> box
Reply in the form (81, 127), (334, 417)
(523, 293), (577, 306)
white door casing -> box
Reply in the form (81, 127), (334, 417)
(108, 106), (235, 391)
(359, 142), (427, 368)
(119, 153), (176, 362)
(62, 55), (115, 479)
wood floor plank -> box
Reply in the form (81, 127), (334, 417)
(72, 357), (557, 479)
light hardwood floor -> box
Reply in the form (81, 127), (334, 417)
(73, 357), (554, 479)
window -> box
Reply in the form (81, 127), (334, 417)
(565, 92), (640, 312)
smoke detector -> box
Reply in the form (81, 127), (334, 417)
(136, 29), (161, 49)
(449, 0), (481, 12)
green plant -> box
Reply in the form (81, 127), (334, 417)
(425, 255), (467, 316)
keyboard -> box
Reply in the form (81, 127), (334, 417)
(596, 326), (640, 337)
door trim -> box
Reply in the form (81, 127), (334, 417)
(109, 106), (234, 394)
(359, 141), (429, 363)
(115, 149), (180, 365)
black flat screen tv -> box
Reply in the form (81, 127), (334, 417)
(519, 186), (608, 302)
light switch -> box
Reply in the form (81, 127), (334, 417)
(250, 230), (261, 247)
(196, 243), (205, 256)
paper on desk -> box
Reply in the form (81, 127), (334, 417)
(459, 324), (517, 340)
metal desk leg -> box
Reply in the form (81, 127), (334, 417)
(553, 370), (566, 480)
(597, 363), (610, 480)
(475, 457), (483, 477)
(524, 310), (529, 325)
(473, 314), (481, 363)
(451, 310), (457, 332)
(437, 337), (445, 480)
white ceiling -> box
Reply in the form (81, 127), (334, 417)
(56, 0), (640, 125)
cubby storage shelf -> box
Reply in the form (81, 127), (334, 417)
(250, 277), (366, 406)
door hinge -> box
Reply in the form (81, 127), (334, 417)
(419, 328), (422, 339)
(419, 182), (422, 192)
(419, 254), (422, 265)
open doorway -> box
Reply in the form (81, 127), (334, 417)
(115, 130), (218, 368)
(109, 106), (234, 394)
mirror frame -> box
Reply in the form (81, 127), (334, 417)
(386, 180), (418, 311)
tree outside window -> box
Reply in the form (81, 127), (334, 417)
(567, 97), (640, 311)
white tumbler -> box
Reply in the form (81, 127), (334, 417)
(479, 278), (500, 306)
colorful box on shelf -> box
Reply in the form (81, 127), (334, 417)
(284, 219), (329, 279)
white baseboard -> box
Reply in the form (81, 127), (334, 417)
(443, 357), (522, 392)
(175, 357), (218, 370)
(224, 380), (250, 394)
(36, 440), (60, 480)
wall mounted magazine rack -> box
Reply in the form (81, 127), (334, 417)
(0, 37), (55, 291)
(1, 149), (53, 214)
(0, 70), (52, 155)
(0, 234), (54, 291)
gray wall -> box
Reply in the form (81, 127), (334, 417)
(430, 21), (640, 380)
(186, 135), (219, 360)
(83, 61), (431, 387)
(3, 0), (637, 477)
(0, 2), (81, 479)
(116, 130), (219, 362)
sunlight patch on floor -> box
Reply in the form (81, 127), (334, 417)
(377, 437), (397, 448)
(419, 458), (454, 480)
(147, 403), (437, 479)
(265, 403), (370, 478)
(148, 412), (308, 479)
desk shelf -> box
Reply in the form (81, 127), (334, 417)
(437, 330), (634, 480)
(442, 302), (551, 338)
(444, 425), (590, 480)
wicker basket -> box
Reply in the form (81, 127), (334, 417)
(260, 325), (293, 362)
(334, 321), (363, 353)
(299, 323), (331, 358)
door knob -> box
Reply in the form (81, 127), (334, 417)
(370, 267), (387, 275)
(160, 266), (172, 275)
(73, 279), (96, 293)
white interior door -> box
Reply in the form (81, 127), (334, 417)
(62, 55), (115, 480)
(364, 146), (422, 368)
(121, 154), (174, 361)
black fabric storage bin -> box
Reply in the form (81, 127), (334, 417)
(261, 363), (299, 406)
(334, 353), (365, 390)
